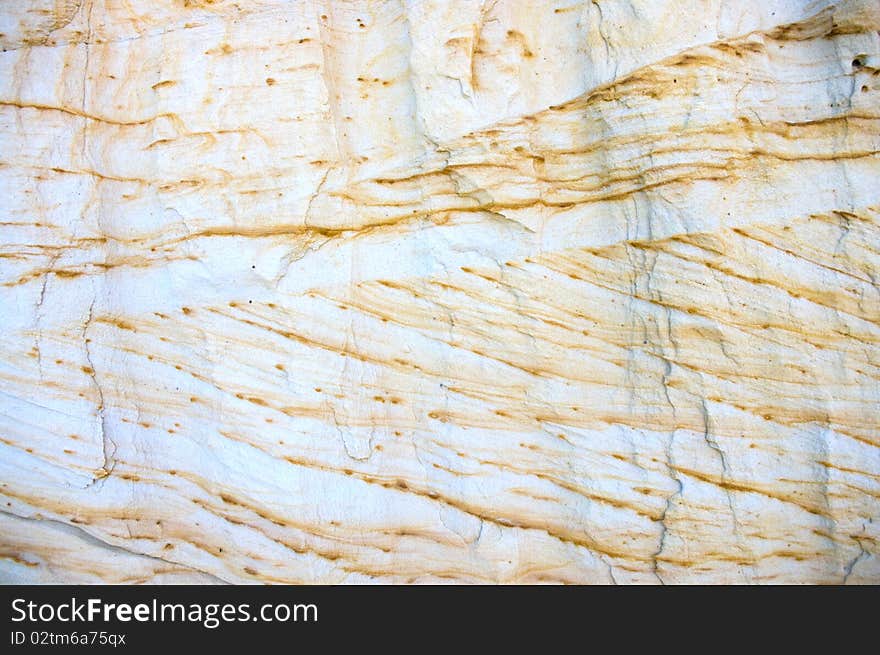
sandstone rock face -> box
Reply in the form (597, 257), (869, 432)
(1, 0), (878, 585)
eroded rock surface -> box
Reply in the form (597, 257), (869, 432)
(1, 0), (878, 583)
